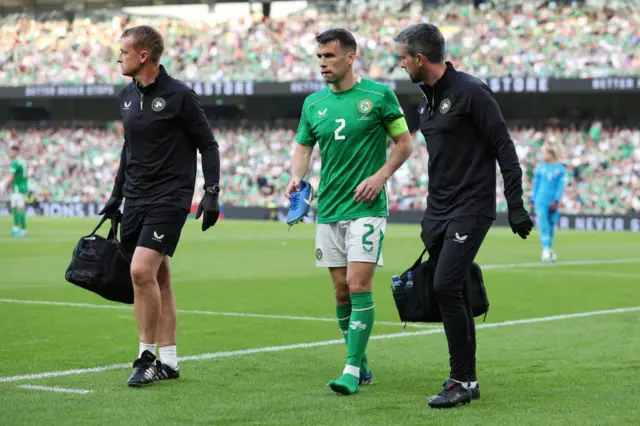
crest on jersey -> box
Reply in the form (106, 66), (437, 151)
(357, 99), (373, 114)
(439, 98), (451, 114)
(152, 97), (166, 112)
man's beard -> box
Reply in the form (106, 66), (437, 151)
(410, 68), (427, 84)
(322, 72), (340, 84)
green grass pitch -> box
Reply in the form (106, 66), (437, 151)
(0, 216), (639, 425)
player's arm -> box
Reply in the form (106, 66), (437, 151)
(291, 143), (313, 181)
(354, 87), (412, 203)
(380, 86), (413, 180)
(379, 121), (412, 181)
(466, 83), (524, 210)
(287, 104), (315, 197)
(5, 170), (14, 191)
(4, 160), (19, 191)
(180, 89), (220, 190)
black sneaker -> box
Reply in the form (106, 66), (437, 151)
(470, 383), (480, 400)
(127, 350), (158, 387)
(427, 379), (472, 409)
(155, 360), (180, 381)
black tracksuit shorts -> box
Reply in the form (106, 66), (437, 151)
(421, 215), (493, 382)
(121, 203), (189, 258)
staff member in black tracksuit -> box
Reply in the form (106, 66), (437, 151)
(394, 23), (533, 408)
(99, 25), (221, 387)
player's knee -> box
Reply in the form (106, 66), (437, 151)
(346, 274), (372, 294)
(130, 262), (155, 286)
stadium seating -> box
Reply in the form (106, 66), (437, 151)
(1, 122), (638, 215)
(1, 4), (639, 85)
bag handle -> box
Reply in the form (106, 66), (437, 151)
(107, 212), (122, 241)
(410, 248), (428, 270)
(89, 215), (110, 236)
(89, 212), (122, 240)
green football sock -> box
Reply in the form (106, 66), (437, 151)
(328, 293), (374, 396)
(346, 292), (374, 369)
(336, 305), (370, 375)
(18, 211), (26, 230)
(12, 210), (19, 228)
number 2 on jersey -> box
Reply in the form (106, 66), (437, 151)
(334, 118), (346, 140)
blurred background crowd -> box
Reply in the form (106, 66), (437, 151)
(0, 0), (639, 216)
(0, 3), (638, 85)
(1, 120), (639, 214)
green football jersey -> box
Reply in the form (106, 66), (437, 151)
(10, 157), (28, 194)
(295, 78), (407, 224)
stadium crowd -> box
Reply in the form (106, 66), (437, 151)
(1, 121), (639, 215)
(0, 3), (639, 85)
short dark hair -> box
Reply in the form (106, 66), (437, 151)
(9, 145), (19, 152)
(393, 23), (445, 63)
(121, 25), (165, 64)
(315, 28), (357, 53)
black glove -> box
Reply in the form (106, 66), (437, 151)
(196, 191), (220, 231)
(508, 205), (533, 240)
(99, 196), (122, 217)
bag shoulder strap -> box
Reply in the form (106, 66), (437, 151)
(410, 248), (428, 270)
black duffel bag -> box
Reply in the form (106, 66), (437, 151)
(65, 213), (134, 304)
(391, 249), (489, 324)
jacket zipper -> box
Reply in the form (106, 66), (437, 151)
(136, 86), (144, 112)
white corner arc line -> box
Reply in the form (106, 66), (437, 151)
(1, 305), (639, 384)
(17, 385), (94, 394)
(0, 298), (435, 329)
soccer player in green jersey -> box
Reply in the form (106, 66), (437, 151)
(5, 145), (28, 237)
(285, 29), (413, 395)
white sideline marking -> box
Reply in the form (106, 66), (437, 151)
(1, 257), (638, 328)
(0, 298), (435, 329)
(1, 305), (639, 384)
(482, 258), (640, 270)
(17, 385), (94, 394)
(514, 270), (640, 279)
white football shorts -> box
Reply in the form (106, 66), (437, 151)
(315, 217), (386, 267)
(10, 192), (25, 210)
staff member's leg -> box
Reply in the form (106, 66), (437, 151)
(125, 205), (188, 387)
(155, 255), (180, 380)
(426, 215), (492, 409)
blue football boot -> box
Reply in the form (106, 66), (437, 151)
(359, 370), (374, 385)
(287, 180), (314, 229)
